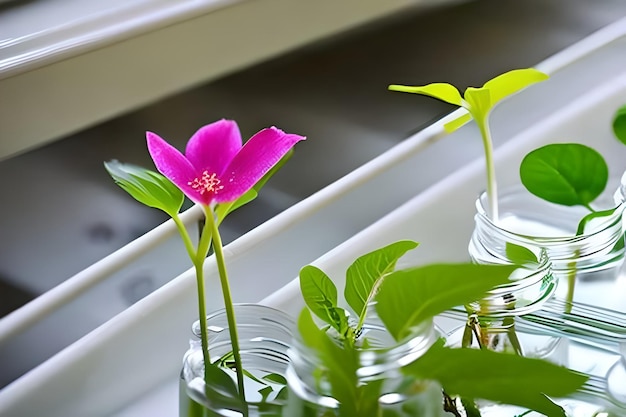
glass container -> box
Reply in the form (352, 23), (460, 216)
(180, 304), (294, 417)
(469, 185), (626, 312)
(286, 309), (447, 417)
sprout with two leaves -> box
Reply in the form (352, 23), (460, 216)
(389, 68), (549, 221)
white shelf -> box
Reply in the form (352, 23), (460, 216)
(0, 0), (425, 159)
(1, 16), (625, 417)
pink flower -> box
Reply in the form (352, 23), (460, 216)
(147, 119), (305, 206)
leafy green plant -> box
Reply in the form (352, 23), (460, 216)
(519, 142), (621, 311)
(389, 69), (549, 221)
(296, 242), (587, 417)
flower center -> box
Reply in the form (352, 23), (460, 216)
(188, 171), (224, 195)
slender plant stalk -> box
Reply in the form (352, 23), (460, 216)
(193, 211), (216, 383)
(172, 213), (213, 381)
(477, 118), (499, 222)
(204, 206), (246, 401)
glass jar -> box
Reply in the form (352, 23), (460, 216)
(180, 304), (294, 417)
(469, 185), (626, 313)
(447, 248), (566, 361)
(285, 309), (448, 417)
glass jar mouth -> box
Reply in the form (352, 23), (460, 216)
(466, 249), (557, 318)
(475, 185), (625, 245)
(191, 303), (294, 340)
(289, 315), (437, 378)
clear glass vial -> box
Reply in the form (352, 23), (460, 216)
(180, 304), (294, 417)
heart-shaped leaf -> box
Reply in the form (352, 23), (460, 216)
(520, 143), (608, 208)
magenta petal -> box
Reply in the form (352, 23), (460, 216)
(215, 127), (305, 202)
(146, 132), (211, 205)
(185, 119), (242, 174)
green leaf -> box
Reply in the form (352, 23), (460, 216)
(444, 113), (473, 133)
(104, 160), (184, 217)
(520, 143), (608, 207)
(297, 309), (359, 414)
(258, 385), (274, 402)
(463, 87), (492, 123)
(576, 207), (616, 235)
(482, 68), (549, 106)
(404, 342), (587, 417)
(344, 240), (418, 318)
(505, 242), (538, 265)
(299, 265), (347, 332)
(262, 373), (287, 385)
(388, 83), (463, 106)
(204, 361), (241, 400)
(375, 263), (515, 341)
(612, 104), (626, 145)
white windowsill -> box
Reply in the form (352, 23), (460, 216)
(0, 0), (424, 160)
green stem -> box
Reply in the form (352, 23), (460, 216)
(204, 206), (246, 401)
(172, 214), (197, 260)
(193, 210), (215, 383)
(564, 255), (578, 315)
(477, 118), (498, 222)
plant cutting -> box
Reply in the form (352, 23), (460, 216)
(389, 68), (549, 221)
(289, 241), (587, 417)
(105, 119), (305, 415)
(519, 142), (625, 311)
(389, 69), (555, 361)
(513, 102), (626, 312)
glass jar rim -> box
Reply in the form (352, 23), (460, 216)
(475, 185), (625, 245)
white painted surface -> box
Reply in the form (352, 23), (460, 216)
(0, 0), (428, 159)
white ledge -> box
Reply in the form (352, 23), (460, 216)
(0, 0), (422, 159)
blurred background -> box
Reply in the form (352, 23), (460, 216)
(1, 0), (626, 388)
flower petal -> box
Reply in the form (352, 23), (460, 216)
(185, 119), (242, 174)
(147, 131), (212, 205)
(215, 127), (305, 202)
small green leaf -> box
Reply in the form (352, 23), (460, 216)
(576, 207), (616, 235)
(299, 265), (345, 331)
(612, 104), (626, 145)
(375, 263), (515, 341)
(262, 373), (287, 385)
(105, 160), (184, 217)
(388, 83), (463, 106)
(505, 242), (538, 265)
(444, 113), (473, 133)
(344, 240), (418, 318)
(463, 87), (492, 123)
(258, 385), (273, 402)
(482, 68), (549, 106)
(204, 361), (241, 399)
(404, 342), (587, 417)
(520, 143), (608, 207)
